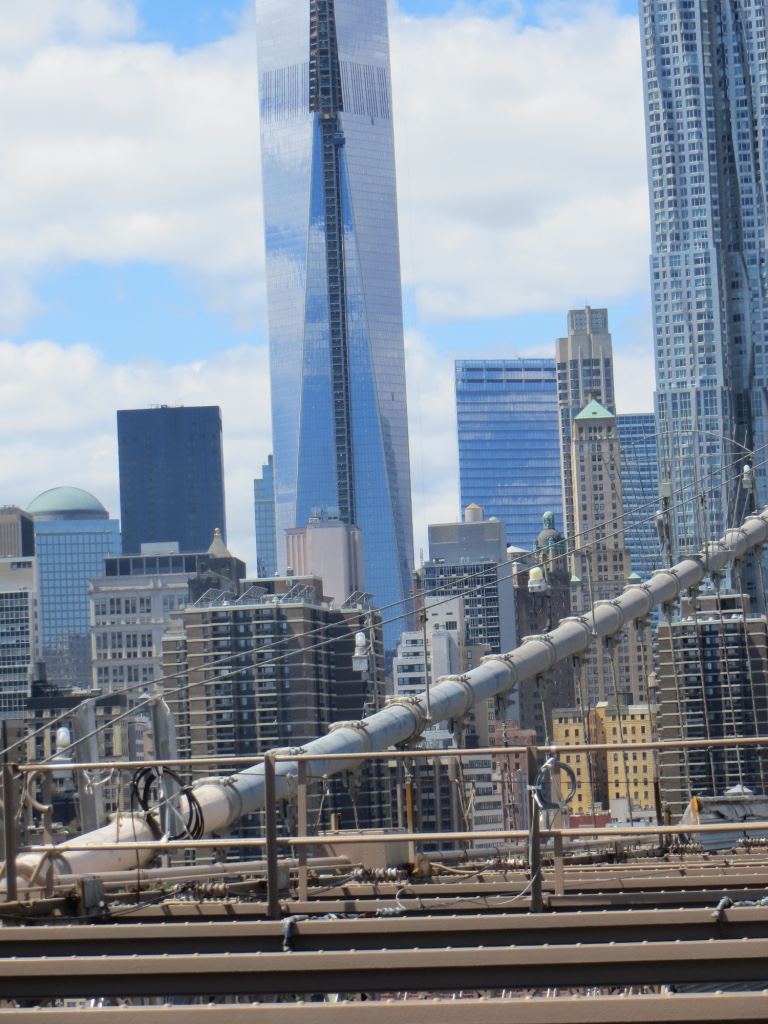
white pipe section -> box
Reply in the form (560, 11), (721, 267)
(10, 508), (768, 886)
(21, 856), (353, 893)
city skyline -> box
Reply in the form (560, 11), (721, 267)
(0, 0), (656, 568)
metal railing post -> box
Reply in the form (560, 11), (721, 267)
(42, 772), (54, 898)
(553, 830), (565, 897)
(3, 765), (17, 904)
(526, 747), (543, 913)
(264, 754), (280, 919)
(297, 759), (308, 903)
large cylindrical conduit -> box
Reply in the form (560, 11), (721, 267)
(10, 508), (768, 887)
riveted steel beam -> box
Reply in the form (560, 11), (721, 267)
(3, 939), (768, 998)
(1, 907), (768, 956)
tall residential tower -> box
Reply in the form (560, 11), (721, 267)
(255, 0), (414, 646)
(642, 0), (768, 559)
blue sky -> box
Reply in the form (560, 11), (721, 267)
(10, 0), (651, 367)
(0, 0), (654, 562)
(7, 0), (653, 370)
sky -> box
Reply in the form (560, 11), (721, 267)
(0, 0), (653, 570)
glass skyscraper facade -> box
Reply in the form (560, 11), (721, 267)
(255, 0), (414, 647)
(617, 413), (660, 583)
(28, 487), (121, 689)
(254, 454), (277, 578)
(642, 0), (768, 560)
(117, 406), (227, 555)
(455, 359), (563, 551)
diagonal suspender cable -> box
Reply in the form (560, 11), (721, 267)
(10, 506), (768, 886)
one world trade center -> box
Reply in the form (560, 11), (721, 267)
(254, 0), (414, 643)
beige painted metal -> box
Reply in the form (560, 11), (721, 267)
(0, 995), (767, 1022)
(7, 507), (768, 888)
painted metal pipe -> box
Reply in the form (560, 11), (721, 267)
(10, 507), (768, 886)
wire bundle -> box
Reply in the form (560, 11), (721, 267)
(130, 765), (205, 841)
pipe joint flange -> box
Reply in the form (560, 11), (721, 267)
(743, 513), (768, 548)
(480, 652), (514, 665)
(559, 615), (595, 646)
(650, 564), (688, 601)
(384, 697), (427, 736)
(193, 775), (239, 789)
(595, 597), (628, 633)
(454, 674), (478, 716)
(327, 720), (374, 755)
(633, 581), (656, 611)
(721, 527), (751, 563)
(528, 633), (559, 672)
(479, 653), (519, 687)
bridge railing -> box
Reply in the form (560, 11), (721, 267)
(5, 735), (768, 915)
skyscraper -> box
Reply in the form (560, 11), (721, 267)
(255, 0), (414, 646)
(556, 307), (616, 545)
(567, 401), (652, 704)
(415, 509), (516, 658)
(0, 506), (35, 559)
(656, 590), (768, 818)
(641, 0), (768, 558)
(0, 557), (38, 719)
(254, 454), (277, 578)
(28, 487), (121, 689)
(455, 359), (563, 550)
(617, 413), (660, 582)
(117, 406), (227, 555)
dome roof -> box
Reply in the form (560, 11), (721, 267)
(537, 529), (563, 545)
(28, 486), (108, 518)
(536, 511), (563, 548)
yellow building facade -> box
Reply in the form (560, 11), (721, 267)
(553, 699), (656, 816)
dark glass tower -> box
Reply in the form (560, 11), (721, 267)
(255, 0), (414, 647)
(117, 406), (227, 555)
(254, 454), (277, 578)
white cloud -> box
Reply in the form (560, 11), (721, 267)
(0, 327), (645, 574)
(0, 331), (457, 574)
(391, 2), (650, 320)
(405, 330), (460, 556)
(0, 0), (657, 567)
(0, 0), (136, 59)
(0, 0), (651, 333)
(0, 2), (263, 332)
(0, 339), (271, 570)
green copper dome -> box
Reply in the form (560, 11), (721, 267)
(28, 486), (108, 519)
